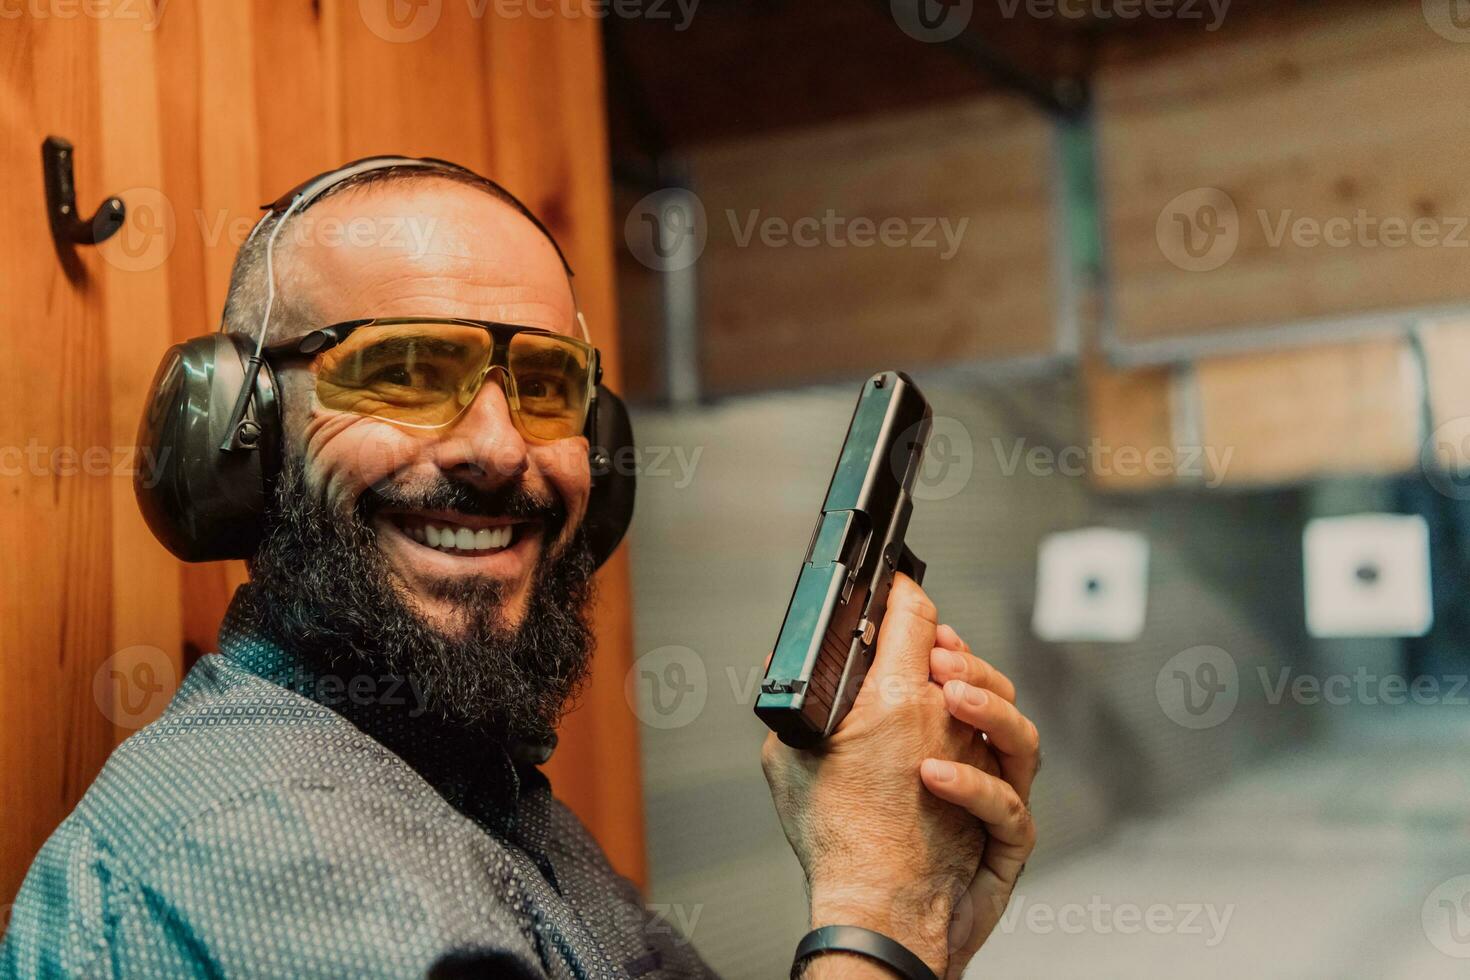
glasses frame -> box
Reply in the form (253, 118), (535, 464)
(262, 316), (602, 438)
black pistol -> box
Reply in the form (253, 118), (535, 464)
(755, 371), (932, 749)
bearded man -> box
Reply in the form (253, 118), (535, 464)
(1, 158), (1039, 980)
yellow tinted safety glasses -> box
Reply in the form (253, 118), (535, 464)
(266, 317), (599, 441)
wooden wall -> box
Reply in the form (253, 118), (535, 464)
(1085, 0), (1470, 489)
(685, 95), (1060, 395)
(1085, 336), (1429, 490)
(1099, 0), (1470, 350)
(1, 0), (644, 908)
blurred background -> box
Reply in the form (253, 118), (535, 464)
(5, 1), (1470, 978)
(611, 1), (1470, 976)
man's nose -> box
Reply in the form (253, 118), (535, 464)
(429, 372), (529, 485)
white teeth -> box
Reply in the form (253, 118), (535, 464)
(411, 521), (515, 553)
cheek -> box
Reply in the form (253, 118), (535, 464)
(533, 438), (592, 528)
(299, 412), (423, 510)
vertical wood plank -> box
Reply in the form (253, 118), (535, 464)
(96, 10), (185, 739)
(0, 15), (115, 905)
(253, 0), (345, 190)
(338, 0), (491, 168)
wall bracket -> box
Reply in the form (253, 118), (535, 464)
(42, 136), (125, 246)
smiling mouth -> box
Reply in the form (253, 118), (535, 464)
(384, 512), (536, 557)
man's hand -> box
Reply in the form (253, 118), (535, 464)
(761, 575), (1039, 979)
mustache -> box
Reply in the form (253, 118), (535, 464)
(358, 476), (567, 534)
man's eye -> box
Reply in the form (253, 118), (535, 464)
(362, 363), (446, 389)
(520, 376), (566, 400)
(366, 364), (413, 387)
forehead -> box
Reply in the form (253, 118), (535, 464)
(279, 178), (576, 335)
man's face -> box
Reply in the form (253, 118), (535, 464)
(272, 179), (592, 638)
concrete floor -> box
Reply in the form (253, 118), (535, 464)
(968, 707), (1470, 979)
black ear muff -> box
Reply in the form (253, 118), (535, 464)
(583, 384), (636, 569)
(134, 333), (280, 562)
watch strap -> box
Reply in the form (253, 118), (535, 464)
(791, 925), (939, 980)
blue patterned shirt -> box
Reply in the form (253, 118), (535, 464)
(1, 592), (715, 979)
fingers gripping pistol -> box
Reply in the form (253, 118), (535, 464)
(756, 371), (932, 749)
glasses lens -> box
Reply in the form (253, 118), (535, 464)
(507, 332), (593, 440)
(314, 323), (493, 426)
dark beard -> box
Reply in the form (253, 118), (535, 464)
(242, 461), (596, 746)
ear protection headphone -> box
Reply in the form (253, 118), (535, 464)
(133, 156), (636, 569)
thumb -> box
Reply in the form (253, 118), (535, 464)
(863, 573), (938, 698)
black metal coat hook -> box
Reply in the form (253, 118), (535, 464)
(42, 136), (125, 246)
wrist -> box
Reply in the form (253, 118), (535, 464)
(809, 882), (953, 977)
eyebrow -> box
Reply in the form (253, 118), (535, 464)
(514, 349), (573, 370)
(346, 335), (471, 364)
